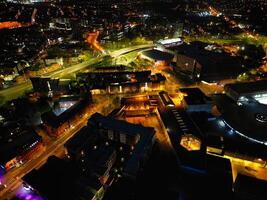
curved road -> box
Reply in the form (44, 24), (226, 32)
(0, 44), (155, 199)
(0, 44), (154, 103)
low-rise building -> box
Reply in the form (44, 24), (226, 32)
(77, 71), (165, 94)
(180, 87), (212, 112)
(0, 123), (43, 172)
(41, 98), (91, 137)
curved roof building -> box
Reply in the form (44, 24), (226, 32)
(215, 95), (267, 146)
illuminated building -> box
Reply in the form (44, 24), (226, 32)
(77, 71), (165, 94)
(212, 80), (267, 147)
(156, 38), (183, 48)
(41, 98), (91, 137)
(64, 126), (99, 161)
(158, 92), (234, 199)
(65, 126), (117, 184)
(88, 113), (156, 180)
(224, 80), (267, 105)
(180, 134), (201, 151)
(159, 91), (175, 107)
(120, 95), (155, 116)
(172, 42), (244, 81)
(177, 83), (267, 166)
(30, 77), (73, 97)
(0, 125), (43, 172)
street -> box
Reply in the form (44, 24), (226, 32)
(0, 94), (117, 199)
(0, 44), (155, 103)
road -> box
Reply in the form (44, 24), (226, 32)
(224, 155), (267, 182)
(0, 44), (155, 103)
(0, 59), (100, 102)
(0, 94), (116, 199)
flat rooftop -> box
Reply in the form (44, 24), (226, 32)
(172, 41), (245, 81)
(180, 87), (211, 105)
(142, 49), (174, 61)
(225, 80), (267, 96)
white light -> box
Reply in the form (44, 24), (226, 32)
(217, 119), (225, 128)
(158, 38), (183, 45)
(237, 101), (242, 106)
(253, 95), (267, 105)
(223, 119), (267, 146)
(228, 129), (235, 135)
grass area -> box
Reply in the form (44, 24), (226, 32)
(185, 33), (267, 47)
(103, 37), (153, 51)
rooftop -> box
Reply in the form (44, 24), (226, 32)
(172, 41), (244, 81)
(41, 98), (89, 128)
(142, 49), (174, 61)
(0, 125), (41, 166)
(64, 126), (98, 155)
(180, 87), (211, 105)
(215, 94), (267, 145)
(89, 112), (155, 138)
(225, 80), (267, 96)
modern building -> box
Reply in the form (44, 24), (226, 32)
(141, 49), (174, 62)
(224, 80), (267, 105)
(88, 113), (156, 180)
(156, 38), (183, 48)
(214, 94), (267, 147)
(172, 42), (245, 81)
(157, 91), (234, 199)
(174, 82), (267, 165)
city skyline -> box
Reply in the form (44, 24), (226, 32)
(0, 0), (267, 200)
